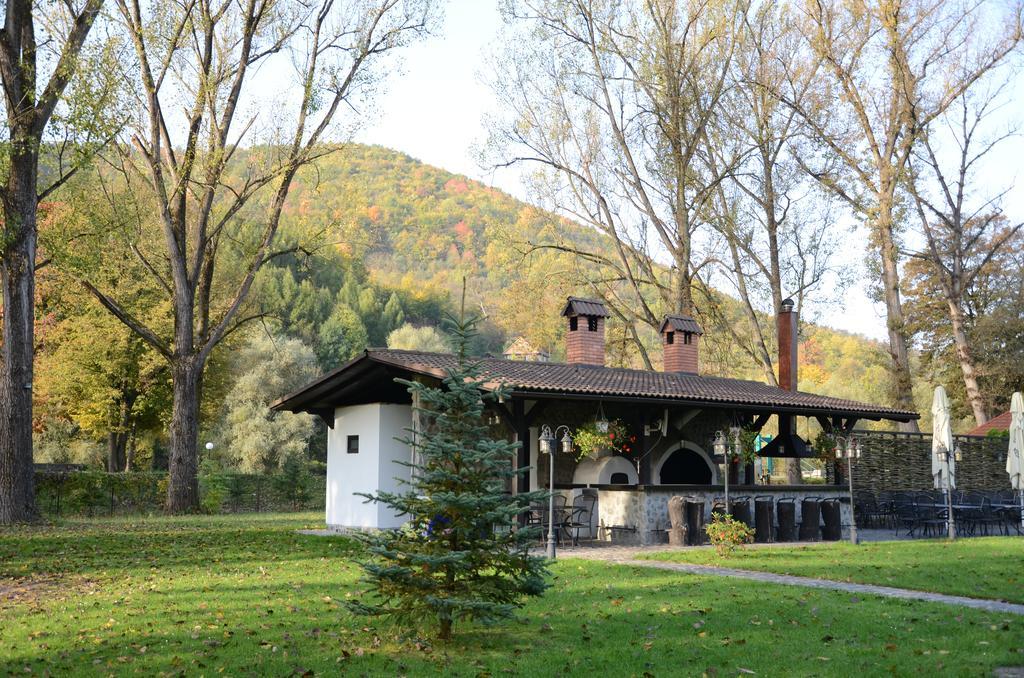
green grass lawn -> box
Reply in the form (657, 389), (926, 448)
(2, 514), (1022, 676)
(641, 538), (1024, 604)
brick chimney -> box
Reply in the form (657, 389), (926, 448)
(659, 315), (703, 373)
(777, 298), (798, 390)
(562, 297), (610, 366)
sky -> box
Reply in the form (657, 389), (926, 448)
(353, 0), (1024, 342)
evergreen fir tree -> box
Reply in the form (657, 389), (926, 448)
(349, 313), (549, 641)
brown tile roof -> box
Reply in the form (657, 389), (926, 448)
(275, 348), (918, 422)
(966, 411), (1012, 436)
(561, 296), (610, 318)
(659, 314), (703, 335)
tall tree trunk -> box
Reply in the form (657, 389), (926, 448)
(0, 147), (40, 523)
(167, 359), (202, 512)
(876, 206), (920, 432)
(947, 299), (989, 426)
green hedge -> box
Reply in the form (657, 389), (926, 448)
(34, 470), (326, 517)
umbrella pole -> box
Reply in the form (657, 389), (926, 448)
(946, 486), (955, 540)
(1019, 488), (1023, 533)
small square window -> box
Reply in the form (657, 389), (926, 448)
(587, 316), (599, 331)
(569, 316), (578, 331)
(666, 331), (675, 345)
(683, 332), (692, 345)
(347, 435), (359, 454)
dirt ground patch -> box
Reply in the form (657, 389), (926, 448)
(0, 575), (94, 610)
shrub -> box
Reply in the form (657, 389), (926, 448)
(199, 474), (229, 514)
(706, 513), (754, 557)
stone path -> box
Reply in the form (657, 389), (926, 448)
(559, 546), (1024, 616)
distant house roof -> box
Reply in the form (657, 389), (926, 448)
(502, 336), (549, 362)
(273, 348), (918, 423)
(966, 411), (1012, 436)
(659, 314), (703, 335)
(561, 296), (610, 318)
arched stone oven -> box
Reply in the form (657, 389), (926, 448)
(572, 456), (640, 485)
(653, 443), (718, 485)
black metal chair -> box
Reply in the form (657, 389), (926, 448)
(564, 494), (597, 545)
(530, 495), (568, 543)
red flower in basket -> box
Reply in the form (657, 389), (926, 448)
(608, 433), (615, 440)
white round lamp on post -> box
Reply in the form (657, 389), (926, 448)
(834, 435), (861, 544)
(538, 425), (573, 559)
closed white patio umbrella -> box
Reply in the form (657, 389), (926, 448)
(932, 386), (956, 539)
(1007, 392), (1024, 531)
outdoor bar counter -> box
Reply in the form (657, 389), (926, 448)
(556, 484), (853, 546)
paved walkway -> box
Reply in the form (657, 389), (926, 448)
(559, 546), (1024, 616)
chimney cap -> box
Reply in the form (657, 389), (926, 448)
(659, 314), (703, 335)
(780, 298), (795, 312)
(561, 296), (610, 318)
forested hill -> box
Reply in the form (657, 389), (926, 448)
(278, 144), (898, 411)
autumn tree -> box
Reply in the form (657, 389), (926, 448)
(488, 0), (745, 365)
(82, 0), (438, 512)
(214, 332), (318, 473)
(788, 0), (1022, 430)
(703, 2), (843, 387)
(0, 0), (115, 522)
(906, 80), (1024, 425)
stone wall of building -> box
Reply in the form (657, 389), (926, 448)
(591, 486), (852, 546)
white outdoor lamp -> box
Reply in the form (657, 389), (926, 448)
(834, 435), (860, 544)
(205, 442), (214, 451)
(538, 424), (573, 559)
(712, 430), (737, 514)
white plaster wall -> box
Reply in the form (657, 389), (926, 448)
(326, 403), (412, 529)
(376, 404), (414, 528)
(528, 427), (538, 492)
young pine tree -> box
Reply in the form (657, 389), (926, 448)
(349, 314), (549, 641)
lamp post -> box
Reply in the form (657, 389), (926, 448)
(712, 428), (741, 515)
(834, 436), (861, 545)
(935, 443), (963, 540)
(538, 424), (573, 559)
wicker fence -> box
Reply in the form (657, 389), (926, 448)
(826, 430), (1011, 493)
(34, 470), (326, 517)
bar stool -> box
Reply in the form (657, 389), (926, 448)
(820, 498), (842, 541)
(754, 496), (775, 543)
(799, 496), (822, 541)
(776, 498), (797, 541)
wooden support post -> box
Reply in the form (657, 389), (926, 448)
(635, 410), (651, 485)
(513, 399), (530, 496)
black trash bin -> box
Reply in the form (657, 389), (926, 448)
(821, 498), (842, 541)
(754, 496), (775, 543)
(685, 500), (706, 545)
(777, 498), (797, 541)
(799, 497), (822, 541)
(729, 497), (752, 528)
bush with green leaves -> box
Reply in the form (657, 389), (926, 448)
(273, 453), (313, 509)
(706, 513), (754, 557)
(350, 313), (549, 641)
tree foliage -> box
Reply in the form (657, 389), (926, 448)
(214, 333), (319, 474)
(350, 315), (548, 641)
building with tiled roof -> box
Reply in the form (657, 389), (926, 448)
(274, 297), (918, 533)
(966, 411), (1012, 437)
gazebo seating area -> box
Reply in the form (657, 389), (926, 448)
(855, 490), (1023, 538)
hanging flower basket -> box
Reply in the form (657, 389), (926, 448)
(572, 419), (634, 462)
